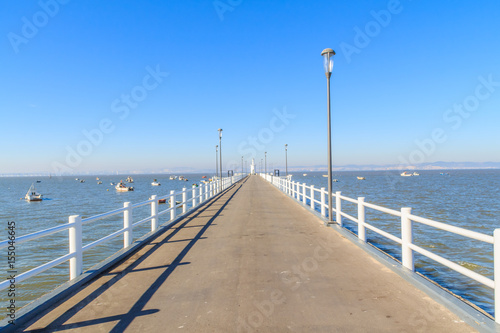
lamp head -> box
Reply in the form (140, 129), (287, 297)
(321, 48), (335, 74)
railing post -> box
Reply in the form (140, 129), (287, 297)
(310, 185), (315, 210)
(210, 182), (213, 197)
(358, 197), (366, 242)
(335, 191), (342, 226)
(302, 183), (307, 205)
(494, 229), (500, 324)
(69, 215), (82, 280)
(124, 202), (132, 248)
(151, 195), (158, 232)
(170, 190), (176, 221)
(192, 187), (197, 208)
(205, 183), (209, 201)
(182, 187), (187, 214)
(320, 187), (326, 217)
(401, 207), (414, 271)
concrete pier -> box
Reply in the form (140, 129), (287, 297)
(18, 176), (474, 332)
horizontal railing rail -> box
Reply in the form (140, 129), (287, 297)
(261, 173), (500, 323)
(0, 175), (244, 293)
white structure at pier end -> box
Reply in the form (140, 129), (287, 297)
(250, 158), (256, 175)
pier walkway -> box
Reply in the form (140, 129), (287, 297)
(19, 176), (474, 332)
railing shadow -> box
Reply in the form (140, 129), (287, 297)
(22, 179), (246, 332)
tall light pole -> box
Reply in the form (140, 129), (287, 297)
(322, 48), (335, 225)
(218, 128), (223, 188)
(215, 145), (219, 179)
(241, 156), (244, 176)
(285, 144), (288, 176)
(265, 152), (267, 176)
(260, 159), (263, 174)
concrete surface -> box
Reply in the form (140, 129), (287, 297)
(19, 176), (475, 332)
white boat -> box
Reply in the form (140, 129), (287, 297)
(357, 176), (365, 180)
(322, 175), (328, 177)
(333, 179), (339, 182)
(413, 172), (420, 176)
(126, 176), (134, 183)
(400, 171), (413, 177)
(97, 181), (102, 184)
(25, 183), (43, 201)
(169, 175), (177, 180)
(116, 182), (134, 192)
(151, 179), (161, 186)
(303, 173), (307, 176)
(110, 182), (116, 186)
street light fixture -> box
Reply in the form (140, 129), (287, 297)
(285, 144), (288, 176)
(321, 47), (335, 225)
(218, 128), (223, 190)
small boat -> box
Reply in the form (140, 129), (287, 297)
(158, 198), (167, 204)
(75, 178), (79, 181)
(126, 176), (134, 183)
(169, 199), (182, 207)
(36, 180), (41, 183)
(192, 183), (198, 187)
(413, 172), (420, 176)
(97, 181), (102, 184)
(400, 171), (413, 177)
(303, 173), (307, 176)
(25, 183), (43, 201)
(322, 175), (328, 177)
(151, 179), (161, 186)
(179, 176), (185, 180)
(357, 176), (365, 180)
(169, 175), (177, 180)
(116, 181), (134, 192)
(96, 177), (100, 180)
(333, 179), (339, 182)
(202, 176), (207, 179)
(110, 182), (116, 186)
(80, 179), (85, 183)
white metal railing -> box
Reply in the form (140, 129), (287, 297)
(261, 173), (500, 322)
(0, 175), (244, 292)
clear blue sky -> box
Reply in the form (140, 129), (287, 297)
(1, 0), (499, 174)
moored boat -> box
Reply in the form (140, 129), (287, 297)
(116, 181), (134, 192)
(357, 176), (365, 180)
(413, 172), (420, 176)
(25, 183), (43, 201)
(126, 176), (134, 183)
(151, 179), (161, 186)
(400, 171), (413, 177)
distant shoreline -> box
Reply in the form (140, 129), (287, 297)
(1, 166), (499, 178)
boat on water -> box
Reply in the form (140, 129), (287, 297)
(110, 182), (116, 186)
(36, 180), (41, 183)
(96, 177), (100, 180)
(322, 175), (328, 177)
(192, 183), (198, 187)
(413, 172), (420, 176)
(202, 176), (207, 179)
(80, 179), (85, 183)
(97, 181), (102, 184)
(400, 171), (413, 177)
(25, 183), (43, 201)
(126, 176), (134, 183)
(303, 173), (307, 176)
(357, 176), (365, 180)
(169, 175), (177, 180)
(116, 181), (134, 192)
(151, 179), (161, 186)
(333, 179), (339, 182)
(179, 176), (185, 180)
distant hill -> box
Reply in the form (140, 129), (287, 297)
(289, 161), (500, 172)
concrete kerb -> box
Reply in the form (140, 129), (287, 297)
(263, 178), (497, 333)
(0, 177), (247, 332)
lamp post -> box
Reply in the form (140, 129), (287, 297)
(265, 152), (267, 177)
(285, 144), (288, 176)
(321, 48), (335, 224)
(241, 156), (244, 176)
(218, 128), (223, 189)
(260, 159), (263, 174)
(215, 145), (219, 179)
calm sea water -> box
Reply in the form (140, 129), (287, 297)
(0, 170), (499, 316)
